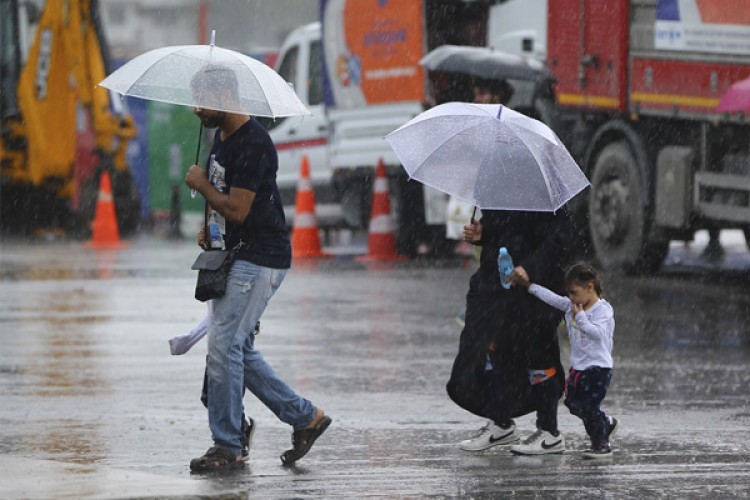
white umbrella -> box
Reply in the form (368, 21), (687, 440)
(385, 102), (589, 212)
(99, 31), (309, 118)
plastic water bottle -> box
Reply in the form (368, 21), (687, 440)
(208, 212), (224, 249)
(497, 246), (514, 289)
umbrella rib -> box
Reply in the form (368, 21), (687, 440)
(407, 119), (493, 207)
(526, 139), (556, 207)
(501, 125), (557, 208)
(410, 118), (491, 177)
(519, 126), (587, 210)
(120, 47), (203, 101)
(223, 49), (274, 117)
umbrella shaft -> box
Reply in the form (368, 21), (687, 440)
(192, 123), (203, 200)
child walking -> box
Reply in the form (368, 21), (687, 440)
(521, 262), (618, 459)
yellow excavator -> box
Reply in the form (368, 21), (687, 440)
(0, 0), (139, 237)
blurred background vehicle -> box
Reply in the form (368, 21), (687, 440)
(6, 0), (750, 276)
(273, 0), (750, 272)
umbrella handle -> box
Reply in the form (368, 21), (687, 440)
(471, 206), (477, 223)
(191, 124), (203, 199)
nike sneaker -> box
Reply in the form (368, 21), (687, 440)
(459, 422), (519, 451)
(582, 442), (613, 459)
(510, 429), (565, 455)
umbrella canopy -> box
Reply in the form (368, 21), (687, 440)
(385, 102), (589, 212)
(419, 45), (552, 82)
(99, 32), (309, 118)
(716, 76), (750, 113)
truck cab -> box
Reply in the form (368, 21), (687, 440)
(263, 22), (340, 227)
(271, 1), (551, 257)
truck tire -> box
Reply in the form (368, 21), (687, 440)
(588, 142), (668, 273)
(111, 168), (142, 237)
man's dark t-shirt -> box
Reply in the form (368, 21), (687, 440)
(206, 118), (291, 269)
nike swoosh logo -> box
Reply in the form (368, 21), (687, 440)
(541, 440), (562, 449)
(488, 430), (514, 443)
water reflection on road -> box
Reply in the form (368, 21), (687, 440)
(0, 237), (749, 497)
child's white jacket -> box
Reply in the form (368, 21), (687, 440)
(528, 283), (615, 370)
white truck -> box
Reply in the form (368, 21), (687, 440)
(261, 22), (338, 226)
(269, 0), (548, 256)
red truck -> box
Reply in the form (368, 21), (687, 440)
(541, 0), (750, 271)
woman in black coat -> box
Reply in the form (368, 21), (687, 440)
(448, 206), (577, 455)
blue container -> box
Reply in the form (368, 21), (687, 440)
(497, 247), (514, 289)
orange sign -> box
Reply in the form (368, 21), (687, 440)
(341, 0), (425, 104)
(697, 0), (750, 25)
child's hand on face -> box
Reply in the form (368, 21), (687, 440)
(572, 302), (583, 316)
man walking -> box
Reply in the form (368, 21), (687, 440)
(185, 65), (330, 471)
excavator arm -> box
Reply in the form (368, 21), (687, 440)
(0, 0), (138, 235)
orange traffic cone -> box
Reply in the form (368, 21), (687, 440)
(85, 172), (127, 249)
(357, 159), (408, 262)
(291, 155), (329, 258)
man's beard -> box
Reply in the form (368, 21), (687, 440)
(200, 111), (226, 128)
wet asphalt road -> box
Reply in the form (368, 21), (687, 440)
(1, 232), (749, 499)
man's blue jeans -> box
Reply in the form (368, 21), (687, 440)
(206, 260), (316, 455)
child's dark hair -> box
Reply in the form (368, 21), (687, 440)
(564, 262), (603, 296)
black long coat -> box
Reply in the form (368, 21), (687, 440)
(447, 207), (577, 418)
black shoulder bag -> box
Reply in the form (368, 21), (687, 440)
(191, 192), (245, 302)
(191, 240), (243, 302)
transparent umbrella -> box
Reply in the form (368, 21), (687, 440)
(385, 102), (589, 212)
(99, 31), (309, 118)
(99, 31), (310, 198)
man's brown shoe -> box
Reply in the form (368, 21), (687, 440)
(280, 415), (332, 465)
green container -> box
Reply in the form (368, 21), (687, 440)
(147, 102), (212, 216)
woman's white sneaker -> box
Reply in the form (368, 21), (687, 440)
(607, 417), (619, 439)
(510, 429), (565, 455)
(459, 423), (519, 451)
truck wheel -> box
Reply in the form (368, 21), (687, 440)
(588, 142), (668, 273)
(111, 169), (142, 237)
